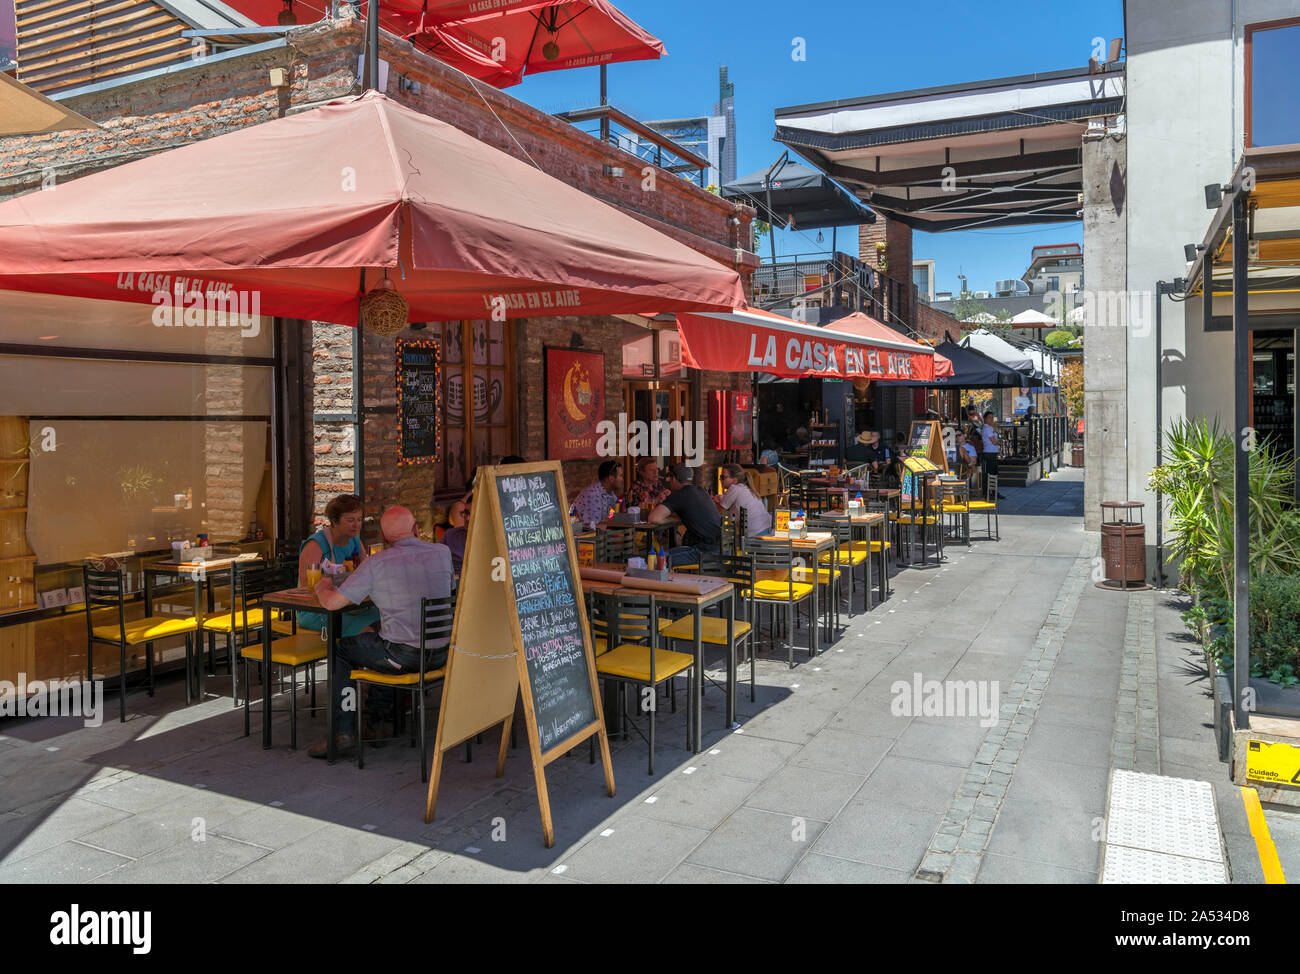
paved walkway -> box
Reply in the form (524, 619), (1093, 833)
(0, 466), (1290, 882)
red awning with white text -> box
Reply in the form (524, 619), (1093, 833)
(676, 306), (935, 381)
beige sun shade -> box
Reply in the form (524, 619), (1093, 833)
(0, 71), (98, 136)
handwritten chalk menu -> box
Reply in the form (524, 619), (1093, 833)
(908, 420), (932, 456)
(496, 469), (597, 752)
(425, 461), (614, 848)
(907, 419), (948, 472)
(396, 338), (441, 466)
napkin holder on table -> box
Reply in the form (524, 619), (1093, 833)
(626, 566), (670, 582)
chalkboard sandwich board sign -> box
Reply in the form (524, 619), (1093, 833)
(907, 419), (948, 473)
(396, 338), (442, 466)
(425, 460), (614, 847)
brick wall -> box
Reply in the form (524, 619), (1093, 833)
(913, 299), (960, 346)
(859, 215), (913, 329)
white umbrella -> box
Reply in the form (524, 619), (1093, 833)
(960, 329), (1035, 374)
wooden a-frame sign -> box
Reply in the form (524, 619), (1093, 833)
(424, 461), (615, 847)
(907, 419), (949, 474)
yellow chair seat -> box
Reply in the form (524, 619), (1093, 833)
(239, 632), (327, 667)
(869, 540), (892, 551)
(818, 549), (868, 566)
(350, 665), (445, 686)
(967, 501), (996, 510)
(744, 580), (815, 600)
(93, 614), (199, 644)
(201, 607), (288, 633)
(793, 566), (839, 583)
(596, 643), (693, 682)
(660, 615), (752, 645)
(895, 516), (939, 526)
(942, 504), (969, 513)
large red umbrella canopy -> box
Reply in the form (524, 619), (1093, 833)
(0, 92), (742, 325)
(676, 306), (937, 382)
(830, 311), (955, 378)
(411, 0), (664, 88)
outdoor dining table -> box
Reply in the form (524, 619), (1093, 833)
(581, 564), (737, 753)
(752, 530), (837, 654)
(595, 516), (680, 556)
(824, 509), (889, 608)
(256, 586), (369, 762)
(144, 553), (262, 702)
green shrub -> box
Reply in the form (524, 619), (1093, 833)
(1200, 573), (1300, 684)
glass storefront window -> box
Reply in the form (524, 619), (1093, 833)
(1249, 20), (1300, 147)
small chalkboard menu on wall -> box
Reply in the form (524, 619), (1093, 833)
(425, 460), (614, 847)
(495, 468), (597, 751)
(396, 338), (441, 466)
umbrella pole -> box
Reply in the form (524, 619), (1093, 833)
(364, 0), (380, 91)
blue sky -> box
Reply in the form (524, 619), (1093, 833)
(511, 0), (1123, 296)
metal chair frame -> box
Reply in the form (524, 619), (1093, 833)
(354, 595), (455, 782)
(83, 566), (197, 722)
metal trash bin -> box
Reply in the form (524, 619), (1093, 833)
(1071, 442), (1084, 467)
(1098, 501), (1150, 591)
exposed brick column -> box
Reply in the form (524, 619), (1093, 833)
(859, 215), (914, 330)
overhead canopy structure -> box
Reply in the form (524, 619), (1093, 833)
(828, 311), (954, 377)
(773, 65), (1124, 232)
(410, 0), (665, 89)
(1187, 142), (1300, 317)
(891, 340), (1024, 388)
(677, 306), (936, 382)
(960, 329), (1036, 376)
(0, 73), (99, 136)
(721, 161), (875, 230)
(0, 91), (743, 326)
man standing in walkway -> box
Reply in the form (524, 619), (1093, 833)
(980, 410), (1006, 499)
(309, 505), (455, 758)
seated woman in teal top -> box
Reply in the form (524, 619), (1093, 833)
(297, 493), (381, 638)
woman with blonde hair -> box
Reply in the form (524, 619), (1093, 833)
(714, 463), (771, 536)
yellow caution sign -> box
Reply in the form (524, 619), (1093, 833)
(1244, 739), (1300, 786)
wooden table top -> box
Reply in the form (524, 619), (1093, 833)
(755, 531), (835, 550)
(595, 517), (680, 530)
(581, 563), (733, 606)
(262, 587), (327, 610)
(148, 554), (262, 572)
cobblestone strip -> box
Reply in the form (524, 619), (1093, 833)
(1111, 590), (1159, 774)
(914, 533), (1099, 883)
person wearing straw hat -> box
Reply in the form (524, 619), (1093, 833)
(853, 429), (889, 476)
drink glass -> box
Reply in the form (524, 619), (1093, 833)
(305, 564), (322, 589)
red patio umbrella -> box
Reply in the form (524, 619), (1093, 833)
(0, 91), (742, 326)
(828, 311), (955, 378)
(410, 0), (665, 88)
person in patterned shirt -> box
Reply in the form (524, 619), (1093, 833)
(625, 457), (669, 513)
(572, 460), (624, 528)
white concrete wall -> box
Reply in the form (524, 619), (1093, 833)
(1124, 0), (1298, 505)
(1125, 0), (1234, 516)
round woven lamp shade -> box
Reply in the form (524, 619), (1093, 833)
(360, 281), (409, 337)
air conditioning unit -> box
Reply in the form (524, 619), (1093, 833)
(995, 279), (1030, 297)
(974, 290), (991, 299)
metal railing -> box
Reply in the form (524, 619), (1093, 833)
(554, 105), (710, 188)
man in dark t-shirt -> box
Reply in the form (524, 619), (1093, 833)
(648, 463), (721, 565)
